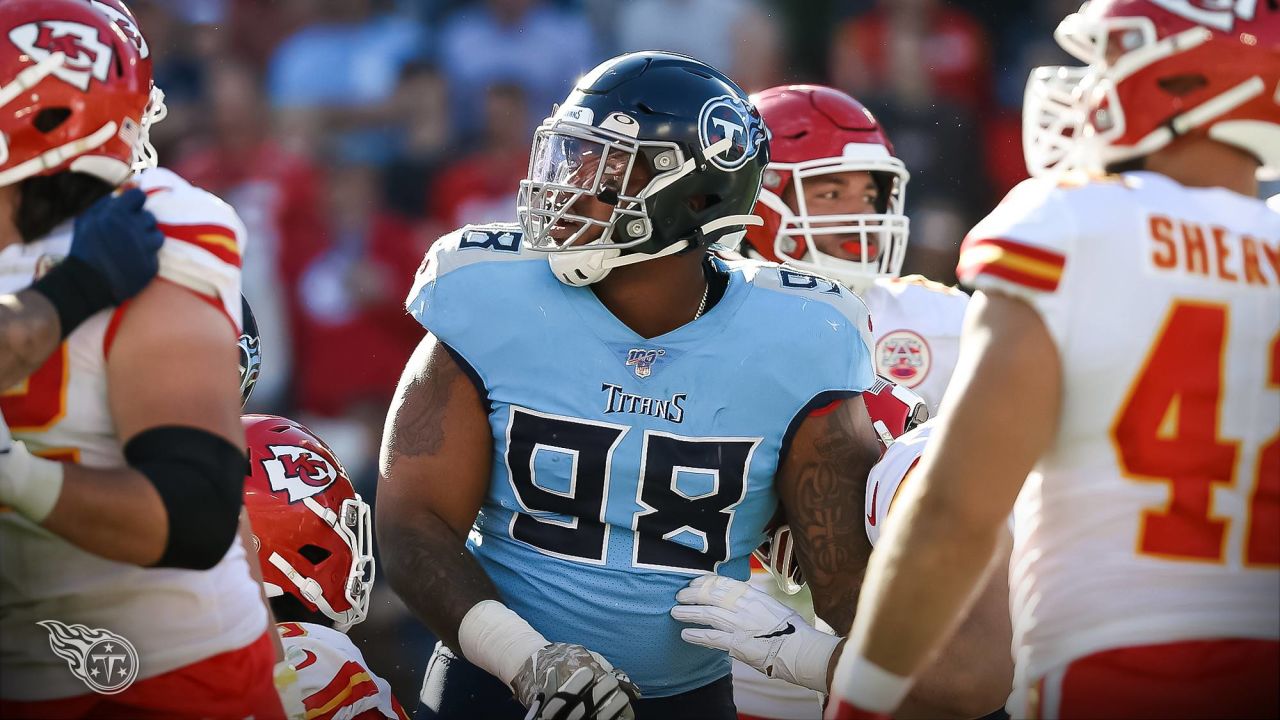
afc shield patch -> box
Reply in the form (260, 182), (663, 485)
(875, 329), (931, 388)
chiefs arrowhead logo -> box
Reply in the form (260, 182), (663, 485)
(9, 21), (114, 91)
(1148, 0), (1258, 32)
(261, 444), (338, 503)
(90, 2), (149, 59)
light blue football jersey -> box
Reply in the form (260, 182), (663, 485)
(405, 224), (876, 697)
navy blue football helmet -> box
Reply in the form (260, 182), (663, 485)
(518, 51), (770, 286)
(238, 294), (260, 408)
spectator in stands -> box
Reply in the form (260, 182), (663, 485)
(611, 0), (784, 91)
(290, 160), (426, 483)
(175, 61), (327, 412)
(828, 0), (993, 284)
(437, 0), (597, 138)
(831, 0), (991, 113)
(267, 0), (427, 161)
(382, 61), (455, 219)
(427, 81), (529, 229)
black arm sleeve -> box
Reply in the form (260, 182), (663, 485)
(123, 425), (246, 570)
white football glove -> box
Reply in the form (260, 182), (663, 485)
(670, 574), (841, 693)
(0, 425), (63, 523)
(513, 642), (639, 720)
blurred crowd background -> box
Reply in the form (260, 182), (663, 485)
(127, 0), (1167, 703)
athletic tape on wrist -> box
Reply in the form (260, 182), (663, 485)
(829, 652), (912, 714)
(1, 445), (64, 522)
(458, 600), (549, 687)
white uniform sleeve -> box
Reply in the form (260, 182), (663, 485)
(864, 422), (933, 545)
(135, 168), (246, 330)
(957, 177), (1079, 350)
(279, 622), (408, 720)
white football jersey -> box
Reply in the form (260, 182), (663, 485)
(860, 277), (969, 413)
(733, 277), (964, 719)
(0, 168), (266, 700)
(863, 421), (933, 546)
(733, 272), (964, 718)
(958, 172), (1280, 702)
(279, 622), (407, 720)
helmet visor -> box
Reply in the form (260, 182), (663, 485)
(519, 122), (677, 252)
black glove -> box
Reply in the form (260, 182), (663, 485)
(31, 188), (163, 338)
(70, 188), (164, 303)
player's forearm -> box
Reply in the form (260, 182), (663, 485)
(782, 400), (880, 634)
(849, 488), (1008, 679)
(0, 290), (61, 390)
(378, 508), (501, 652)
(897, 535), (1013, 718)
(42, 462), (170, 565)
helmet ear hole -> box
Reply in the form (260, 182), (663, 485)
(33, 108), (71, 133)
(298, 544), (332, 565)
(1157, 74), (1207, 97)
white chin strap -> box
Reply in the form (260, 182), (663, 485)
(547, 213), (763, 287)
(268, 552), (357, 632)
(549, 238), (691, 287)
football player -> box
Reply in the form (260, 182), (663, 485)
(0, 190), (161, 389)
(731, 83), (972, 720)
(242, 413), (407, 720)
(0, 1), (280, 717)
(678, 380), (1012, 720)
(742, 84), (969, 414)
(379, 51), (883, 720)
(829, 2), (1279, 719)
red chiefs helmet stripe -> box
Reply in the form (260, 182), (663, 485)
(157, 222), (242, 268)
(957, 237), (1066, 292)
(304, 661), (378, 720)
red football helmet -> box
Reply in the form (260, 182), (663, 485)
(753, 376), (929, 594)
(89, 0), (166, 172)
(0, 0), (151, 188)
(243, 414), (374, 632)
(743, 85), (910, 292)
(1024, 0), (1280, 177)
(863, 374), (930, 453)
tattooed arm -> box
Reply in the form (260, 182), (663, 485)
(775, 395), (882, 635)
(377, 332), (500, 650)
(0, 289), (61, 390)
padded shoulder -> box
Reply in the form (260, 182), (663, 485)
(406, 223), (540, 309)
(747, 262), (875, 345)
(136, 168), (244, 329)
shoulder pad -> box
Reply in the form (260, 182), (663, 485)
(886, 274), (967, 298)
(957, 177), (1073, 296)
(750, 264), (875, 358)
(865, 419), (934, 546)
(406, 223), (537, 305)
(136, 168), (244, 329)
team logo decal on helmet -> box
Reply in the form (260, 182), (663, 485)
(699, 95), (765, 171)
(90, 0), (149, 59)
(9, 21), (113, 91)
(876, 329), (931, 388)
(261, 445), (339, 503)
(1147, 0), (1258, 31)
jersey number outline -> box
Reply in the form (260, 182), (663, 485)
(1, 343), (69, 432)
(505, 406), (760, 573)
(1111, 301), (1278, 566)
